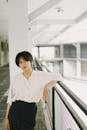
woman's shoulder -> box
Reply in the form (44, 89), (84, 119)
(33, 70), (49, 76)
(12, 72), (22, 81)
(33, 70), (43, 73)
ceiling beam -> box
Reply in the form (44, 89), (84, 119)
(75, 11), (87, 23)
(60, 11), (87, 34)
(28, 0), (62, 22)
(45, 25), (71, 42)
(48, 11), (87, 42)
(32, 9), (87, 45)
(31, 19), (76, 25)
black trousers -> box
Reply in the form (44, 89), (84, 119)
(8, 100), (37, 130)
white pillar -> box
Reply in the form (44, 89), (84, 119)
(8, 0), (32, 79)
(60, 44), (63, 58)
(77, 43), (81, 77)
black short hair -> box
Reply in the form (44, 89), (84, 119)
(15, 51), (33, 66)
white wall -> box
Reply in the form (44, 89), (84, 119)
(63, 60), (77, 77)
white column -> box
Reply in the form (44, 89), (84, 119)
(60, 44), (63, 58)
(77, 43), (81, 77)
(8, 0), (32, 79)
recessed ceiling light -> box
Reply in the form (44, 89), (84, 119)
(28, 27), (31, 30)
(55, 7), (64, 13)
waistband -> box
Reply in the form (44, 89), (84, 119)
(12, 100), (36, 105)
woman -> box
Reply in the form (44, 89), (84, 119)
(4, 51), (59, 130)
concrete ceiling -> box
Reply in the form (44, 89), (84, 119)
(28, 0), (87, 45)
(0, 0), (87, 44)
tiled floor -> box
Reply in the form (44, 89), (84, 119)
(0, 65), (47, 130)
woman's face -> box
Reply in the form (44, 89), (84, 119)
(19, 58), (32, 71)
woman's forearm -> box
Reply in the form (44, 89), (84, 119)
(5, 104), (11, 119)
(43, 80), (57, 101)
(45, 80), (57, 90)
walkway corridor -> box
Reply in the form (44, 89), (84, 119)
(0, 65), (47, 130)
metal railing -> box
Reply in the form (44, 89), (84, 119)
(57, 81), (87, 115)
(34, 58), (87, 130)
(52, 86), (87, 130)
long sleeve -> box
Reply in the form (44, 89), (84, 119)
(42, 71), (62, 84)
(48, 72), (61, 81)
(7, 80), (15, 106)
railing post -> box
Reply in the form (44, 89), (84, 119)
(52, 87), (55, 130)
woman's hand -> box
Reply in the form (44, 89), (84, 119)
(4, 117), (10, 130)
(43, 80), (57, 102)
(43, 86), (49, 102)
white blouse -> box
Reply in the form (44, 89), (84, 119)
(7, 70), (60, 105)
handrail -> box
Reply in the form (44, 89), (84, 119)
(34, 58), (87, 115)
(34, 58), (87, 130)
(58, 81), (87, 115)
(52, 86), (87, 130)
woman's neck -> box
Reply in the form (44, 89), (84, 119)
(23, 68), (33, 79)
